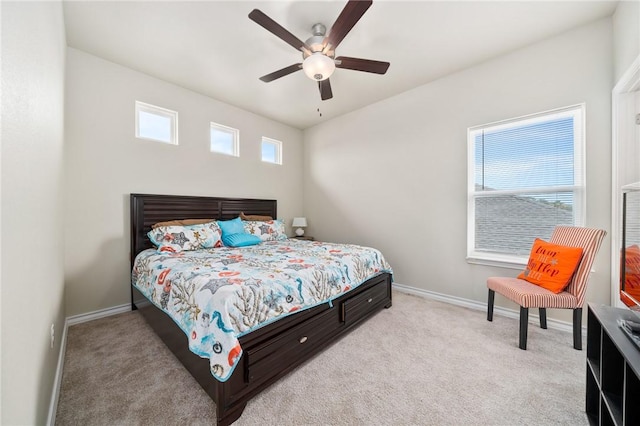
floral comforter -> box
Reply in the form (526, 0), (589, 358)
(132, 239), (392, 382)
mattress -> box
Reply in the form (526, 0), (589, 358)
(132, 238), (392, 382)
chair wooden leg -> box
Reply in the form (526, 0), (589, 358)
(573, 308), (582, 350)
(519, 307), (528, 350)
(539, 308), (547, 329)
(487, 289), (495, 321)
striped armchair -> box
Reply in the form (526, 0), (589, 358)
(487, 226), (607, 350)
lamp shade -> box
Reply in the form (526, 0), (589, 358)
(292, 217), (307, 227)
(302, 53), (335, 81)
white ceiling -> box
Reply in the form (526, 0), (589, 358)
(63, 1), (619, 129)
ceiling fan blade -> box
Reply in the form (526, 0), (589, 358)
(318, 79), (333, 101)
(259, 64), (303, 82)
(335, 56), (390, 74)
(249, 9), (310, 53)
(323, 0), (372, 50)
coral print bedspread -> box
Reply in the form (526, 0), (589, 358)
(132, 239), (392, 382)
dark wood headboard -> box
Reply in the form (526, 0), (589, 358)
(130, 193), (277, 264)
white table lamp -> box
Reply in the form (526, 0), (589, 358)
(292, 217), (307, 236)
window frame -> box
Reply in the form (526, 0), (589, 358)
(467, 104), (586, 268)
(261, 137), (282, 165)
(209, 122), (240, 157)
(135, 101), (178, 145)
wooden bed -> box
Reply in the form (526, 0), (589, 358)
(130, 193), (393, 425)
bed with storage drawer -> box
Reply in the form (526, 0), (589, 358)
(130, 193), (393, 425)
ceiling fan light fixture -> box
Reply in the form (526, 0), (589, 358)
(302, 53), (335, 81)
(250, 1), (388, 101)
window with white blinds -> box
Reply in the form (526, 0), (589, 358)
(467, 104), (585, 265)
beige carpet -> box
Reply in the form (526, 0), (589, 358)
(55, 291), (588, 425)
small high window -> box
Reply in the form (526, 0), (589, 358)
(261, 137), (282, 165)
(135, 101), (178, 145)
(210, 122), (239, 157)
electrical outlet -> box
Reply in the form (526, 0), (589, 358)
(50, 324), (55, 349)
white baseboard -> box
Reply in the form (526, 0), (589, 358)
(392, 282), (576, 334)
(46, 318), (68, 426)
(47, 303), (132, 425)
(66, 303), (131, 326)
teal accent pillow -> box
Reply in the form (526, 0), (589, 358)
(223, 233), (262, 247)
(218, 217), (244, 236)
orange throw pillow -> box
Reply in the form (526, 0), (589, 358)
(624, 245), (640, 299)
(517, 238), (583, 293)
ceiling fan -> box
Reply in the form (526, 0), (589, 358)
(248, 0), (390, 101)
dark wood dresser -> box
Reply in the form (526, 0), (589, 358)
(586, 304), (640, 425)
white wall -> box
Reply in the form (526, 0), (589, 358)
(611, 1), (640, 307)
(1, 1), (67, 424)
(303, 18), (613, 323)
(612, 0), (640, 82)
(64, 48), (304, 316)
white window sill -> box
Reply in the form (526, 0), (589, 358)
(466, 255), (527, 271)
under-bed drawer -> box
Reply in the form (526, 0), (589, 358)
(341, 277), (390, 326)
(245, 306), (341, 384)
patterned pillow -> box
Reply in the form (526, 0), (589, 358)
(148, 221), (222, 253)
(151, 218), (213, 229)
(243, 219), (287, 242)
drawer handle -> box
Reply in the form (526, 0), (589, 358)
(299, 336), (308, 344)
(367, 298), (373, 303)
